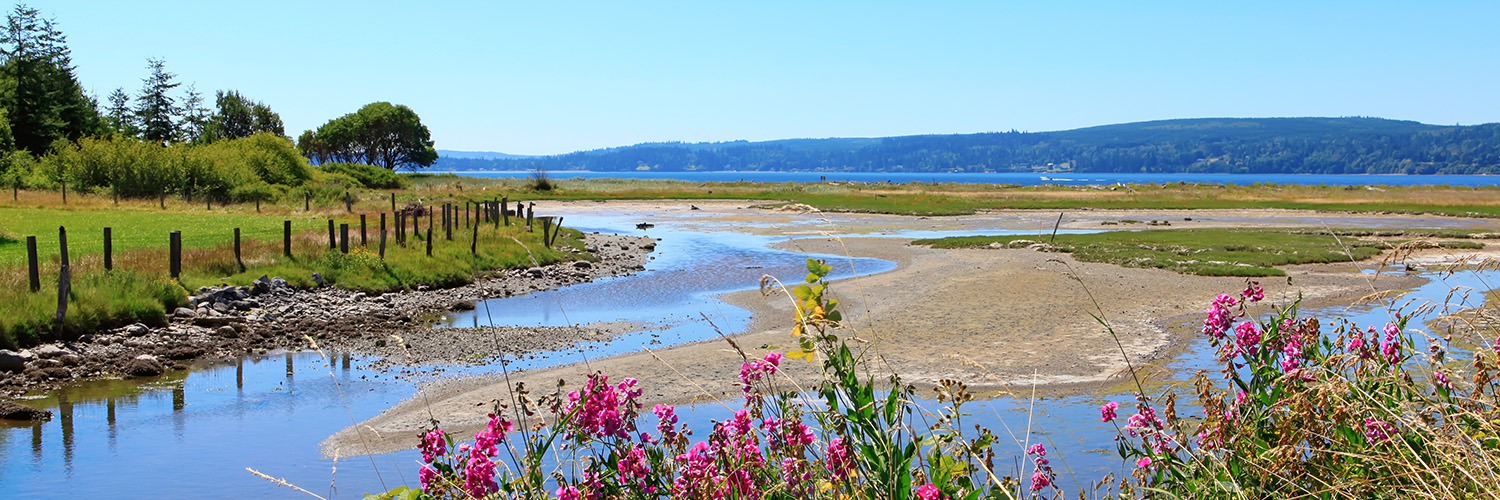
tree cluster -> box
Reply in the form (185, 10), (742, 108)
(297, 102), (437, 171)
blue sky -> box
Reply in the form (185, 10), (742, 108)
(25, 1), (1500, 155)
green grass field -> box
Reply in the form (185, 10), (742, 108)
(913, 228), (1485, 276)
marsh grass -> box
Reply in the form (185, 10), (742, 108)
(915, 229), (1486, 276)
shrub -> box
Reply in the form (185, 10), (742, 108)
(32, 133), (308, 200)
(318, 162), (405, 189)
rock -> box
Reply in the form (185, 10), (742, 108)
(0, 401), (51, 421)
(573, 261), (593, 269)
(174, 307), (198, 319)
(33, 345), (67, 359)
(37, 367), (71, 379)
(193, 316), (245, 328)
(216, 325), (239, 338)
(311, 272), (324, 287)
(123, 357), (164, 377)
(57, 354), (82, 367)
(232, 300), (253, 311)
(160, 347), (203, 360)
(526, 268), (545, 278)
(252, 275), (272, 295)
(211, 302), (232, 314)
(125, 324), (149, 336)
(271, 277), (289, 290)
(449, 300), (476, 312)
(351, 292), (367, 302)
(0, 350), (26, 373)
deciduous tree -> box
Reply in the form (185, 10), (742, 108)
(299, 102), (437, 171)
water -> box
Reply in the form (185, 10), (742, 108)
(2, 207), (1496, 497)
(445, 170), (1500, 187)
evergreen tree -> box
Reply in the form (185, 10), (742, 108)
(134, 57), (179, 144)
(0, 4), (100, 154)
(178, 83), (208, 143)
(105, 87), (136, 137)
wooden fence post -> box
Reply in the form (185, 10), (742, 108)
(103, 227), (113, 271)
(501, 196), (509, 226)
(344, 191), (352, 212)
(526, 202), (534, 231)
(27, 236), (40, 292)
(159, 190), (165, 209)
(539, 217), (553, 246)
(283, 220), (292, 257)
(379, 213), (387, 260)
(464, 202), (470, 228)
(169, 231), (182, 280)
(471, 214), (479, 254)
(256, 199), (260, 212)
(340, 224), (349, 254)
(552, 217), (564, 246)
(360, 214), (368, 246)
(60, 180), (66, 204)
(396, 212), (405, 244)
(327, 219), (336, 249)
(56, 226), (69, 332)
(391, 192), (396, 212)
(305, 192), (310, 211)
(445, 203), (453, 241)
(234, 228), (244, 272)
(425, 224), (433, 257)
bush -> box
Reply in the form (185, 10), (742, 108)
(317, 162), (405, 189)
(33, 133), (308, 200)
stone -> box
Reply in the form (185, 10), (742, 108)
(0, 401), (51, 421)
(526, 268), (545, 278)
(311, 272), (325, 287)
(33, 345), (67, 359)
(351, 292), (367, 301)
(57, 354), (82, 366)
(37, 366), (71, 379)
(573, 261), (593, 269)
(232, 300), (254, 311)
(0, 350), (26, 373)
(449, 300), (476, 312)
(123, 356), (164, 377)
(252, 275), (272, 295)
(174, 307), (198, 319)
(271, 277), (289, 290)
(211, 302), (232, 314)
(125, 324), (149, 336)
(216, 326), (238, 338)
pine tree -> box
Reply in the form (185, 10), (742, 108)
(0, 4), (100, 154)
(105, 87), (136, 137)
(134, 57), (179, 144)
(178, 83), (207, 143)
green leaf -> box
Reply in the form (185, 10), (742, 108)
(792, 285), (813, 300)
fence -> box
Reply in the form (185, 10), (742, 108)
(9, 197), (568, 328)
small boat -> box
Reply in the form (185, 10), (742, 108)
(636, 223), (655, 230)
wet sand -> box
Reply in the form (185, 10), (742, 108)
(322, 201), (1497, 457)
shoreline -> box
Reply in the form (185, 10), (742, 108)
(0, 233), (656, 402)
(320, 202), (1482, 458)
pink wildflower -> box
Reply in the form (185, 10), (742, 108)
(462, 447), (498, 498)
(563, 373), (642, 441)
(763, 352), (783, 369)
(825, 437), (854, 482)
(1100, 401), (1119, 422)
(420, 428), (447, 462)
(418, 464), (439, 491)
(916, 483), (943, 500)
(1434, 370), (1453, 392)
(1364, 418), (1396, 444)
(1235, 322), (1262, 354)
(1241, 281), (1264, 303)
(1136, 456), (1154, 469)
(1202, 294), (1238, 339)
(1380, 324), (1402, 363)
(555, 485), (582, 500)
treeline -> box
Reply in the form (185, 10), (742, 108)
(0, 4), (436, 203)
(447, 118), (1500, 175)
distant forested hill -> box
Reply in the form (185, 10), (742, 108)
(437, 118), (1500, 175)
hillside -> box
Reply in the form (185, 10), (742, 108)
(435, 118), (1500, 175)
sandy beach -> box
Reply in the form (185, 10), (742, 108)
(322, 201), (1500, 457)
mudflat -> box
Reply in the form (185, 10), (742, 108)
(322, 201), (1498, 457)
